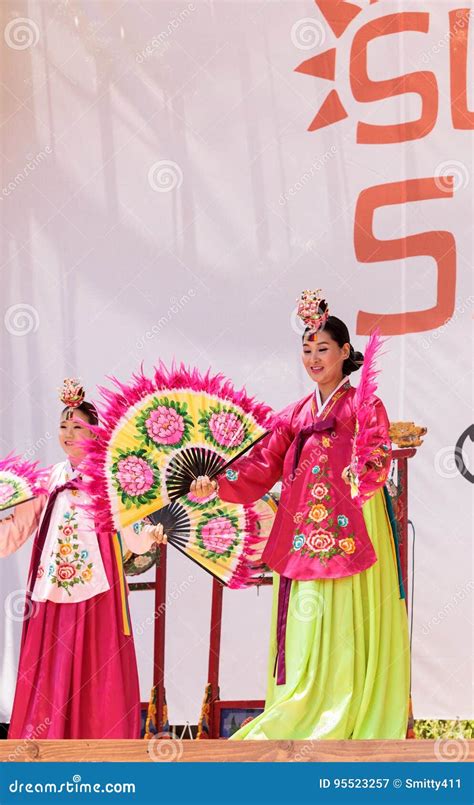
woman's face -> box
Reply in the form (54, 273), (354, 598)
(59, 409), (94, 463)
(302, 331), (350, 386)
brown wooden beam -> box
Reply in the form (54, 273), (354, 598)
(1, 739), (472, 763)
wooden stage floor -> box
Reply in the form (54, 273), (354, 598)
(1, 739), (473, 762)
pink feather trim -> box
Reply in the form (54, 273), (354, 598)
(350, 329), (388, 482)
(0, 453), (49, 496)
(227, 502), (272, 589)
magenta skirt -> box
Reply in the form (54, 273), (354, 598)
(8, 532), (141, 740)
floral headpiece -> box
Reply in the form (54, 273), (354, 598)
(297, 289), (329, 338)
(59, 378), (85, 409)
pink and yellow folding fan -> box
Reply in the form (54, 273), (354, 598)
(0, 454), (49, 512)
(80, 363), (275, 534)
(123, 492), (278, 588)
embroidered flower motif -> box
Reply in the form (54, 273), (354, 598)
(293, 512), (304, 524)
(309, 503), (328, 523)
(145, 405), (185, 446)
(136, 398), (192, 452)
(197, 513), (240, 557)
(293, 534), (305, 550)
(306, 530), (335, 552)
(48, 508), (95, 595)
(311, 484), (328, 500)
(322, 436), (331, 448)
(57, 563), (76, 581)
(209, 411), (245, 448)
(116, 453), (156, 498)
(199, 405), (250, 452)
(37, 565), (44, 580)
(289, 432), (357, 566)
(225, 469), (239, 482)
(339, 537), (356, 554)
(200, 517), (237, 554)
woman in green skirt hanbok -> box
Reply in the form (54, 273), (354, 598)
(191, 290), (410, 740)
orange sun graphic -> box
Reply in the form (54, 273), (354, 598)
(295, 0), (379, 131)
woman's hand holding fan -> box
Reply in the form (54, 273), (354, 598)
(142, 522), (168, 547)
(190, 476), (218, 498)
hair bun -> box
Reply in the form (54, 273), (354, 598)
(59, 378), (85, 408)
(344, 346), (364, 375)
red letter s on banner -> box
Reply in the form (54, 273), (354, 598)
(351, 12), (438, 144)
(354, 178), (456, 335)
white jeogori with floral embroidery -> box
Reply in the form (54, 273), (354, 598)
(32, 461), (110, 604)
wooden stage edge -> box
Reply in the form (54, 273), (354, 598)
(1, 739), (473, 763)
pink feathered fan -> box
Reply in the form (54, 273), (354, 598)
(0, 454), (49, 512)
(80, 363), (275, 534)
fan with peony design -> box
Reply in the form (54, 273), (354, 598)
(123, 493), (278, 587)
(80, 363), (275, 536)
(0, 454), (49, 513)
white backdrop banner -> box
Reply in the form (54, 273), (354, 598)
(0, 0), (472, 723)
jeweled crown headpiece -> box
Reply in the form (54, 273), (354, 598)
(59, 378), (85, 409)
(297, 289), (329, 337)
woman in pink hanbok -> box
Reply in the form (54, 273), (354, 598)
(0, 379), (166, 739)
(192, 292), (410, 740)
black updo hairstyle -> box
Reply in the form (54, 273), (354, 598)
(61, 401), (99, 426)
(303, 315), (364, 376)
